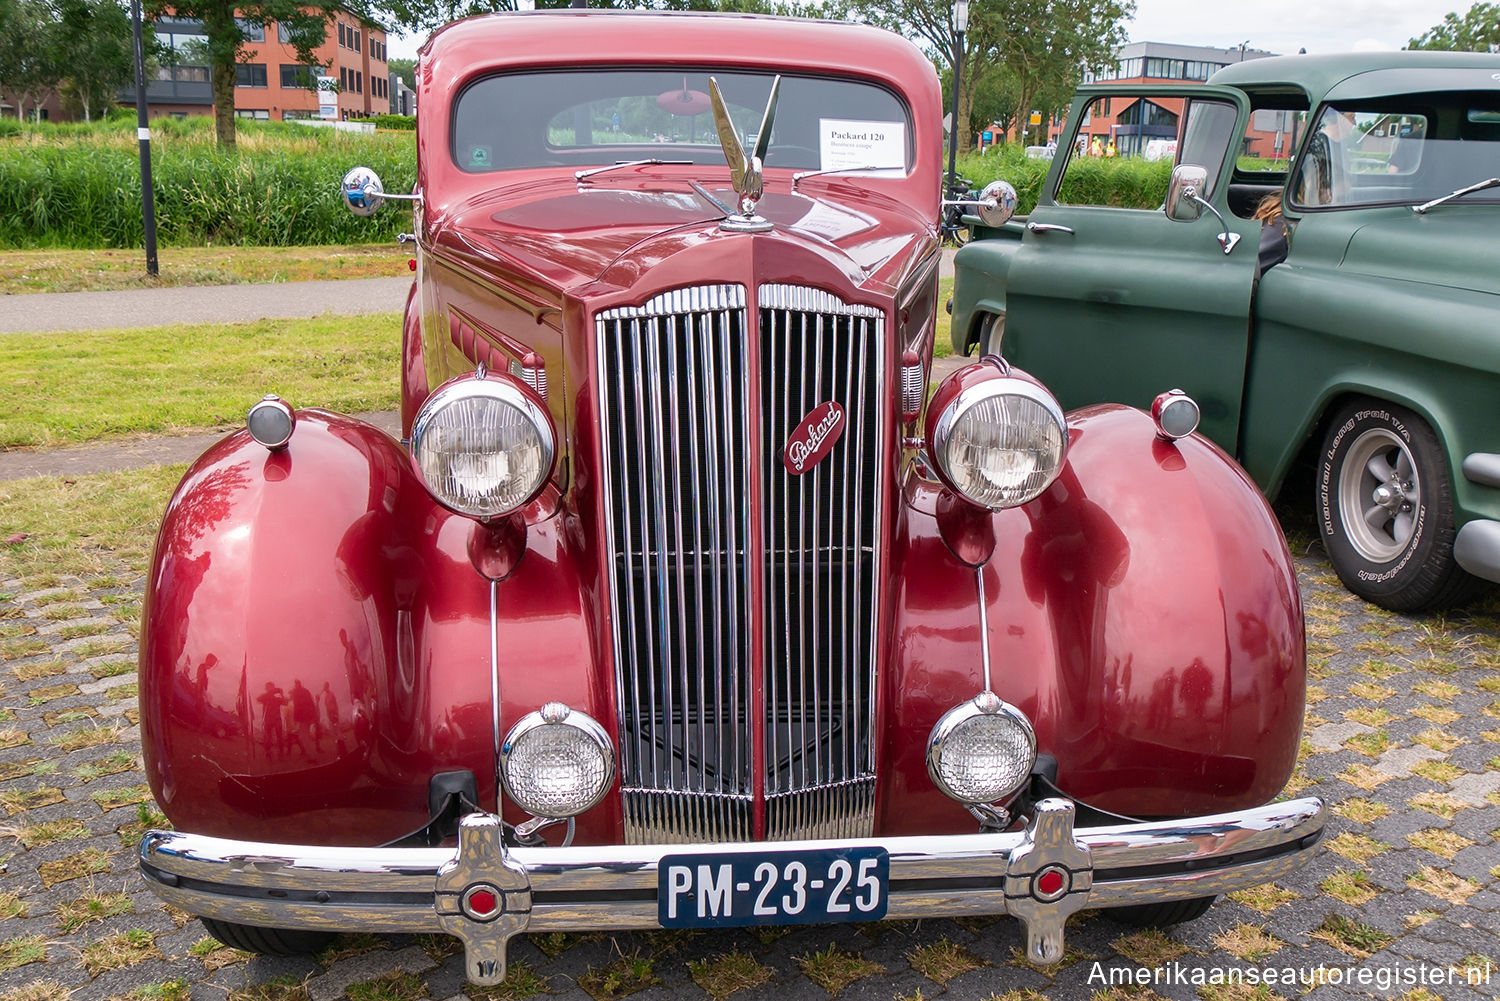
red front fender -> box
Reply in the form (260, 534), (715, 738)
(879, 404), (1304, 833)
(139, 412), (609, 846)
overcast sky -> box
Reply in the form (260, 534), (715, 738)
(386, 0), (1468, 61)
(1123, 0), (1464, 55)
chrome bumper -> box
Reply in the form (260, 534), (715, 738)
(141, 796), (1324, 986)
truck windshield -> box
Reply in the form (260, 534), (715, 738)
(451, 69), (912, 175)
(1290, 92), (1500, 209)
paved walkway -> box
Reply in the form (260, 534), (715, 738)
(0, 276), (413, 334)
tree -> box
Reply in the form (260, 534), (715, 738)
(988, 0), (1131, 144)
(1408, 3), (1500, 51)
(387, 54), (414, 91)
(142, 0), (354, 149)
(378, 0), (815, 36)
(0, 0), (63, 121)
(57, 0), (138, 121)
(847, 0), (1130, 152)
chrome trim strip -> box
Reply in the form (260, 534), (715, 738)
(141, 797), (1324, 957)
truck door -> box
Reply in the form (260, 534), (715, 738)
(1001, 86), (1260, 453)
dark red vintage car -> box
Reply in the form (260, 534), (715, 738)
(138, 11), (1324, 986)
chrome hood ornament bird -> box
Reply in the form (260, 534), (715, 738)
(707, 75), (781, 233)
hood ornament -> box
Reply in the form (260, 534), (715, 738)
(707, 75), (781, 233)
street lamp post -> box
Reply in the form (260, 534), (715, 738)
(944, 0), (969, 201)
(130, 0), (158, 277)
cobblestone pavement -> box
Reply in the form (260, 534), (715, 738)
(0, 512), (1497, 1001)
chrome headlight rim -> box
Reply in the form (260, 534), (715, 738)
(409, 374), (556, 519)
(926, 691), (1038, 806)
(928, 376), (1068, 511)
(499, 703), (616, 819)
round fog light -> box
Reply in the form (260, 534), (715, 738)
(500, 703), (615, 818)
(927, 692), (1037, 805)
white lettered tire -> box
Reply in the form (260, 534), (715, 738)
(1316, 400), (1473, 611)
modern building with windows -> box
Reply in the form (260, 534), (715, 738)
(1055, 41), (1281, 157)
(122, 8), (389, 122)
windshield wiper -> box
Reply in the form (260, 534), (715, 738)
(791, 165), (901, 191)
(575, 159), (693, 183)
(1411, 176), (1500, 214)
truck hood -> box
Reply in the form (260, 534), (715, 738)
(1340, 212), (1500, 296)
(427, 174), (931, 297)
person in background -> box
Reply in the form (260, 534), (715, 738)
(1254, 192), (1289, 275)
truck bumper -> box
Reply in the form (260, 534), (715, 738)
(141, 796), (1324, 986)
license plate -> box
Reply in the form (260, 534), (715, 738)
(658, 847), (889, 927)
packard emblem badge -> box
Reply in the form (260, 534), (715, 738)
(783, 401), (846, 475)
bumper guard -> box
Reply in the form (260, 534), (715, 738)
(141, 796), (1324, 985)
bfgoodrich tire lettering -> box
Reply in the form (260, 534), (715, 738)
(1316, 400), (1473, 611)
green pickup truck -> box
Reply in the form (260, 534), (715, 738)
(951, 51), (1500, 611)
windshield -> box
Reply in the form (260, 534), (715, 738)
(451, 69), (912, 175)
(1289, 91), (1500, 209)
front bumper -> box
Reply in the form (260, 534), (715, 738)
(141, 796), (1324, 985)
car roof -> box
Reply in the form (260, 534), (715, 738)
(422, 10), (932, 90)
(1208, 51), (1500, 106)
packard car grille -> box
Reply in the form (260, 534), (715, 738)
(595, 284), (884, 844)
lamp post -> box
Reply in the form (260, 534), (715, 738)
(944, 0), (969, 201)
(130, 0), (158, 276)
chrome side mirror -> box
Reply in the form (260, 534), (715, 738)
(975, 180), (1018, 228)
(342, 166), (385, 217)
(1164, 164), (1240, 255)
(941, 179), (1019, 229)
(1165, 164), (1206, 222)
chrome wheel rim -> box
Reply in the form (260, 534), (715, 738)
(1338, 428), (1420, 564)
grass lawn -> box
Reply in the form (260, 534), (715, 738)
(0, 244), (409, 295)
(0, 313), (401, 448)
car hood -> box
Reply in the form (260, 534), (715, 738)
(427, 175), (930, 297)
(1340, 212), (1500, 296)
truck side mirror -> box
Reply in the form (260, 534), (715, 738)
(1164, 165), (1207, 222)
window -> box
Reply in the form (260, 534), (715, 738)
(340, 66), (348, 89)
(455, 68), (912, 173)
(236, 18), (264, 42)
(338, 22), (346, 46)
(236, 63), (268, 88)
(235, 109), (270, 120)
(1289, 97), (1495, 210)
(280, 64), (322, 88)
(1055, 95), (1176, 206)
(356, 71), (362, 94)
(354, 31), (361, 53)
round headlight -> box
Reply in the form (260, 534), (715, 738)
(929, 377), (1067, 510)
(500, 703), (615, 818)
(927, 692), (1037, 805)
(410, 374), (554, 518)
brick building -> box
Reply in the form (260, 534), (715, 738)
(122, 8), (389, 121)
(1050, 41), (1292, 159)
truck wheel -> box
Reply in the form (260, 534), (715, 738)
(1108, 896), (1216, 928)
(201, 917), (334, 956)
(977, 311), (1005, 357)
(1317, 400), (1473, 611)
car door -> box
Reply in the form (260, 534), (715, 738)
(1001, 85), (1260, 452)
